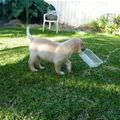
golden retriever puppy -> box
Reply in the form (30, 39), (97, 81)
(28, 35), (85, 75)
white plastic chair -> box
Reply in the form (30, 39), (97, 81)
(42, 10), (59, 33)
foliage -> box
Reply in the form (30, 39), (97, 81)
(0, 27), (120, 119)
(99, 16), (107, 32)
(89, 20), (100, 32)
(89, 14), (120, 34)
(0, 0), (55, 23)
(105, 22), (118, 34)
(114, 15), (120, 26)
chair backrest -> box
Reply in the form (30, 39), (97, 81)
(45, 10), (58, 21)
(47, 10), (57, 15)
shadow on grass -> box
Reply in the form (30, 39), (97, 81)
(31, 27), (76, 37)
(0, 46), (120, 119)
(0, 27), (26, 38)
(83, 32), (120, 44)
(0, 27), (76, 38)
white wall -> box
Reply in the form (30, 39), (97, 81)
(45, 0), (120, 27)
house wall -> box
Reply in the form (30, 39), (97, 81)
(45, 0), (120, 27)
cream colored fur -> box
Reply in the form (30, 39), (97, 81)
(28, 37), (85, 75)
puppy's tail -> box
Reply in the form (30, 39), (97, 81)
(26, 26), (33, 41)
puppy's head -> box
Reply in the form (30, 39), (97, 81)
(74, 39), (86, 53)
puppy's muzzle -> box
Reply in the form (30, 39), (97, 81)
(81, 47), (86, 51)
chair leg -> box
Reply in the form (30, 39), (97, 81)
(49, 22), (51, 30)
(56, 21), (59, 33)
(42, 21), (45, 32)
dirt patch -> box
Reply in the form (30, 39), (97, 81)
(0, 19), (23, 27)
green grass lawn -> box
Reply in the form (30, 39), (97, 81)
(0, 27), (120, 120)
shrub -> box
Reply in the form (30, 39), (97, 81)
(89, 20), (100, 32)
(0, 0), (55, 23)
(99, 15), (107, 32)
(89, 14), (120, 34)
(105, 23), (118, 34)
(114, 15), (120, 26)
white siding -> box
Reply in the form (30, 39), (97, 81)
(45, 0), (120, 27)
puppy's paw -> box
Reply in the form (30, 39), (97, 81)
(31, 68), (38, 72)
(58, 71), (65, 75)
(68, 70), (72, 74)
(40, 66), (45, 70)
(39, 64), (45, 70)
